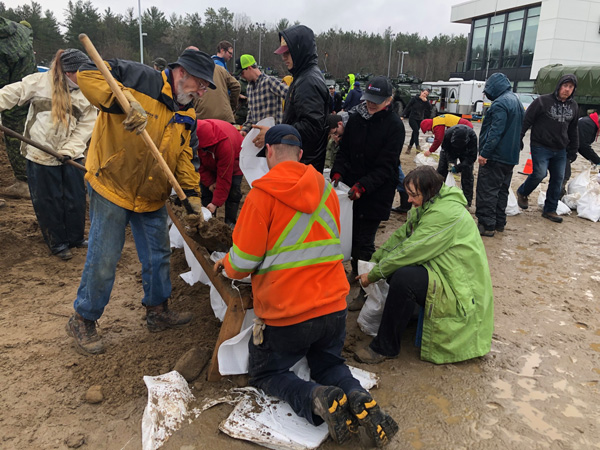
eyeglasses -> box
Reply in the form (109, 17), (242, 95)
(194, 79), (209, 92)
(227, 49), (233, 56)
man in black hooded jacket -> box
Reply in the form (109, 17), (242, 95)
(436, 124), (477, 207)
(273, 24), (330, 172)
(516, 74), (579, 223)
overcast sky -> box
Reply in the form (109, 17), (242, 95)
(13, 0), (471, 38)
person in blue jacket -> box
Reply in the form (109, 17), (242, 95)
(342, 82), (362, 111)
(475, 72), (524, 237)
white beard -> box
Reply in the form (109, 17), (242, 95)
(176, 78), (198, 105)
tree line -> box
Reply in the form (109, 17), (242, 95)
(1, 0), (467, 82)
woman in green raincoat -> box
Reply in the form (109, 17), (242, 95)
(354, 166), (494, 364)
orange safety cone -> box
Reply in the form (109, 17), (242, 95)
(519, 152), (533, 175)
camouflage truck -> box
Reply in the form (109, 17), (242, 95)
(535, 64), (600, 116)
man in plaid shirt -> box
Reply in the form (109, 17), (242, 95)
(236, 54), (288, 137)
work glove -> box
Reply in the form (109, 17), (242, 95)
(568, 153), (577, 163)
(331, 173), (342, 187)
(122, 90), (148, 134)
(348, 183), (365, 201)
(186, 196), (203, 215)
(58, 154), (71, 164)
(450, 165), (458, 174)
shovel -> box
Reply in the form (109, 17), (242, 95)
(0, 123), (87, 172)
(78, 33), (196, 214)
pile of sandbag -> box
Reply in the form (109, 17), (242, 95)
(562, 168), (600, 222)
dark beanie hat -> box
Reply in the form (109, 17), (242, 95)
(61, 49), (91, 72)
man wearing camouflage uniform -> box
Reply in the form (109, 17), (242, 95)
(0, 17), (36, 201)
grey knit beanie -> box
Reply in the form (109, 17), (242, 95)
(61, 49), (91, 72)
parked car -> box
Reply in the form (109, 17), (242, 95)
(515, 93), (539, 110)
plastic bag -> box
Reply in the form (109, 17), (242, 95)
(505, 188), (521, 216)
(334, 182), (353, 261)
(239, 117), (275, 187)
(561, 193), (580, 210)
(537, 191), (571, 215)
(445, 172), (457, 187)
(141, 371), (195, 450)
(357, 260), (389, 337)
(414, 152), (438, 168)
(568, 169), (590, 196)
(577, 184), (600, 222)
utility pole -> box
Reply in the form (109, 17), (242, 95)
(400, 51), (409, 75)
(257, 23), (265, 66)
(387, 33), (395, 78)
(232, 38), (237, 66)
(138, 0), (144, 63)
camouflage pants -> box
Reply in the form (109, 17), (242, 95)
(1, 104), (28, 181)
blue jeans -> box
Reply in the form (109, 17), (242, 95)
(74, 187), (171, 321)
(517, 146), (566, 214)
(396, 164), (406, 193)
(248, 309), (366, 425)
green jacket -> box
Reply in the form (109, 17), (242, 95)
(368, 185), (494, 364)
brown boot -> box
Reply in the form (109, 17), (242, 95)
(405, 145), (412, 155)
(146, 300), (193, 332)
(66, 312), (105, 355)
(1, 180), (30, 199)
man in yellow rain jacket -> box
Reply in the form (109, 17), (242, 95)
(66, 49), (215, 355)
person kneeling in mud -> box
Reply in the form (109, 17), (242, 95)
(354, 166), (494, 365)
(215, 124), (398, 447)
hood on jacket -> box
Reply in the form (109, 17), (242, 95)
(420, 118), (433, 133)
(554, 74), (577, 101)
(253, 161), (324, 214)
(483, 72), (511, 101)
(430, 184), (467, 208)
(196, 119), (227, 149)
(449, 124), (472, 147)
(347, 73), (355, 88)
(590, 112), (600, 131)
(278, 25), (318, 76)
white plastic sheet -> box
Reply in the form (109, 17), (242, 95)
(445, 172), (457, 187)
(239, 117), (275, 187)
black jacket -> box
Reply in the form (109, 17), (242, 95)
(576, 114), (600, 164)
(280, 25), (329, 172)
(403, 95), (431, 121)
(332, 104), (405, 221)
(521, 74), (579, 155)
(441, 124), (478, 171)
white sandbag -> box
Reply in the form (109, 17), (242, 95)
(445, 172), (457, 187)
(335, 182), (353, 261)
(568, 169), (590, 196)
(561, 193), (580, 210)
(505, 188), (521, 216)
(239, 117), (275, 187)
(577, 185), (600, 222)
(357, 260), (389, 337)
(414, 152), (438, 168)
(217, 310), (257, 375)
(141, 371), (195, 450)
(537, 191), (571, 215)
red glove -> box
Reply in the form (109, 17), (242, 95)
(348, 183), (365, 201)
(331, 172), (342, 187)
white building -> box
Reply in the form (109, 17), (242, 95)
(450, 0), (600, 91)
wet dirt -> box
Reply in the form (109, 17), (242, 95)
(1, 122), (599, 449)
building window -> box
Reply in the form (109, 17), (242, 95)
(469, 18), (488, 71)
(487, 14), (505, 69)
(522, 7), (540, 67)
(502, 11), (524, 68)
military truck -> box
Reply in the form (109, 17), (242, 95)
(535, 64), (600, 116)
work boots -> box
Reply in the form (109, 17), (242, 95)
(348, 391), (399, 447)
(146, 300), (193, 332)
(517, 192), (529, 209)
(1, 180), (30, 199)
(391, 191), (411, 214)
(405, 145), (413, 155)
(66, 312), (105, 355)
(312, 385), (358, 444)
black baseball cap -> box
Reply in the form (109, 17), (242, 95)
(168, 49), (216, 89)
(361, 76), (393, 104)
(265, 124), (302, 147)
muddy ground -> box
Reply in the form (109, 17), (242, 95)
(1, 122), (599, 450)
